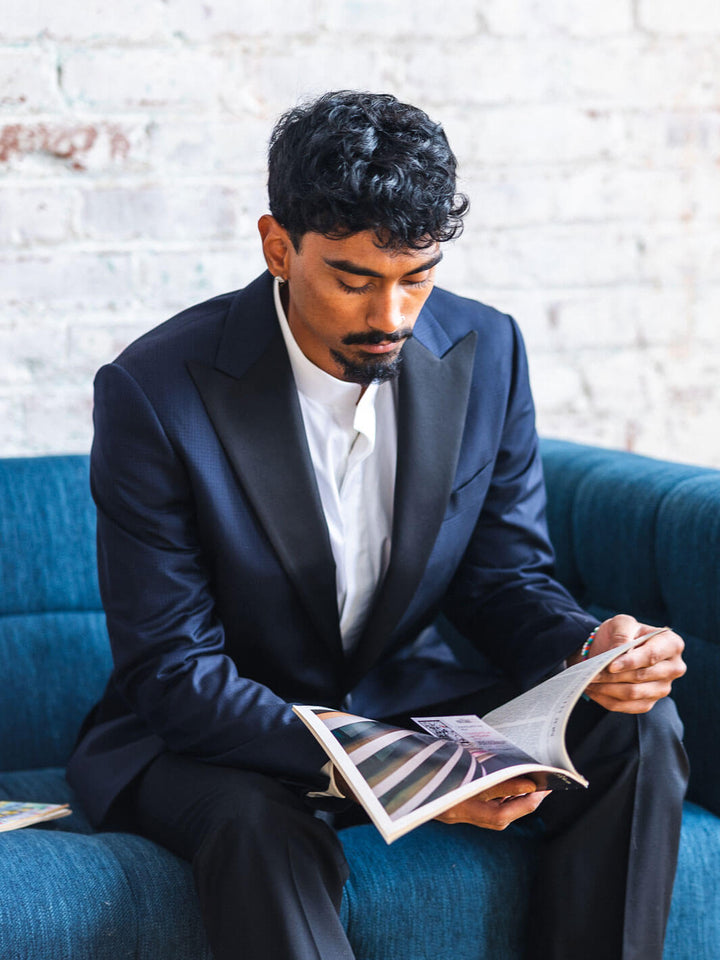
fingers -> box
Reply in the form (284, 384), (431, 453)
(592, 651), (686, 687)
(599, 613), (640, 646)
(587, 679), (675, 713)
(605, 628), (684, 676)
(582, 621), (686, 713)
(436, 778), (550, 831)
(475, 776), (538, 802)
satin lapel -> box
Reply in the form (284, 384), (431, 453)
(346, 330), (478, 686)
(188, 331), (343, 663)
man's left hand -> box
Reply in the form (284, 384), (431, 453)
(570, 615), (686, 714)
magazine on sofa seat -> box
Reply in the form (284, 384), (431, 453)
(294, 628), (667, 843)
(0, 801), (71, 833)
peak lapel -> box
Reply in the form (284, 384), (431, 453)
(188, 325), (343, 665)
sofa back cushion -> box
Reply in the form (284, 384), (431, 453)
(540, 440), (720, 816)
(0, 457), (112, 771)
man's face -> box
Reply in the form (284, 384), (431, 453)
(260, 219), (442, 385)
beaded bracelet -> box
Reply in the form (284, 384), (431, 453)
(580, 626), (600, 660)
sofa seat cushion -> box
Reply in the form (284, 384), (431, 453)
(0, 820), (212, 960)
(665, 801), (720, 960)
(339, 819), (539, 960)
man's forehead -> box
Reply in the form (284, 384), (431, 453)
(300, 229), (442, 275)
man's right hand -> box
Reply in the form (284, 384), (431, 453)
(434, 777), (550, 831)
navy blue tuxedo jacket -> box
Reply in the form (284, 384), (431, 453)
(68, 271), (596, 825)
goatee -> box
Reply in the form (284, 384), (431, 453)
(330, 349), (406, 386)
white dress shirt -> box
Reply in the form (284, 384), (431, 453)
(273, 277), (397, 653)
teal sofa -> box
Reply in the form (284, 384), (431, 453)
(1, 440), (718, 959)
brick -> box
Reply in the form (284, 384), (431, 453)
(0, 1), (165, 41)
(638, 0), (720, 35)
(0, 121), (150, 174)
(564, 38), (720, 109)
(0, 46), (63, 112)
(481, 0), (633, 37)
(460, 165), (692, 230)
(0, 186), (78, 246)
(67, 318), (158, 370)
(694, 287), (720, 343)
(0, 253), (135, 306)
(549, 166), (692, 223)
(527, 353), (589, 413)
(405, 38), (563, 107)
(61, 48), (225, 111)
(245, 40), (404, 114)
(0, 322), (68, 384)
(135, 244), (266, 311)
(616, 112), (720, 165)
(689, 167), (720, 222)
(536, 411), (628, 454)
(443, 104), (619, 166)
(551, 288), (692, 349)
(455, 224), (641, 288)
(80, 184), (244, 242)
(167, 0), (319, 39)
(639, 228), (720, 285)
(410, 36), (720, 110)
(23, 387), (94, 454)
(147, 118), (269, 177)
(564, 349), (652, 420)
(321, 0), (485, 38)
(0, 393), (25, 454)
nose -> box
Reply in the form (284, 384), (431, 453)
(366, 287), (406, 336)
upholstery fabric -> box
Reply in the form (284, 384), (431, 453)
(0, 828), (211, 960)
(340, 820), (539, 960)
(0, 456), (100, 615)
(664, 802), (720, 959)
(0, 456), (110, 772)
(657, 475), (720, 815)
(0, 612), (112, 771)
(540, 439), (720, 815)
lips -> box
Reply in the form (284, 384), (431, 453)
(356, 341), (402, 355)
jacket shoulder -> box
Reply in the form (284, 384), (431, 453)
(422, 285), (520, 357)
(114, 289), (239, 374)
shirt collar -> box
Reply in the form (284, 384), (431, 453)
(273, 276), (379, 436)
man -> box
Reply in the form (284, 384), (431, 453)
(68, 91), (688, 960)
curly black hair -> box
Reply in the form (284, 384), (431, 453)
(267, 91), (469, 250)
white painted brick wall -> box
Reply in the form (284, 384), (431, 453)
(1, 0), (719, 468)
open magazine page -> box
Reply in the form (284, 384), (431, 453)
(293, 705), (584, 844)
(482, 629), (667, 772)
(411, 714), (539, 767)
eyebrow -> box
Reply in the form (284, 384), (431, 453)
(323, 250), (444, 279)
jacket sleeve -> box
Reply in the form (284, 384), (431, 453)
(91, 361), (330, 790)
(441, 318), (598, 690)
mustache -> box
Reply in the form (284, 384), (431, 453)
(341, 328), (414, 346)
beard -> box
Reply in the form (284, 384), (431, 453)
(329, 348), (406, 385)
(331, 328), (414, 386)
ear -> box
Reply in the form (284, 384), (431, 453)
(258, 215), (292, 279)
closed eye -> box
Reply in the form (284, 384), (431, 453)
(338, 278), (373, 294)
(337, 276), (434, 294)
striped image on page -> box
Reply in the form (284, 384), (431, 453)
(313, 711), (495, 822)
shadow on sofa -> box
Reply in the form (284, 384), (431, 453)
(1, 440), (718, 959)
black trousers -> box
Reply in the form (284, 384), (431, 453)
(123, 693), (688, 960)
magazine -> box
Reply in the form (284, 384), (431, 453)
(0, 801), (72, 833)
(294, 627), (667, 843)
